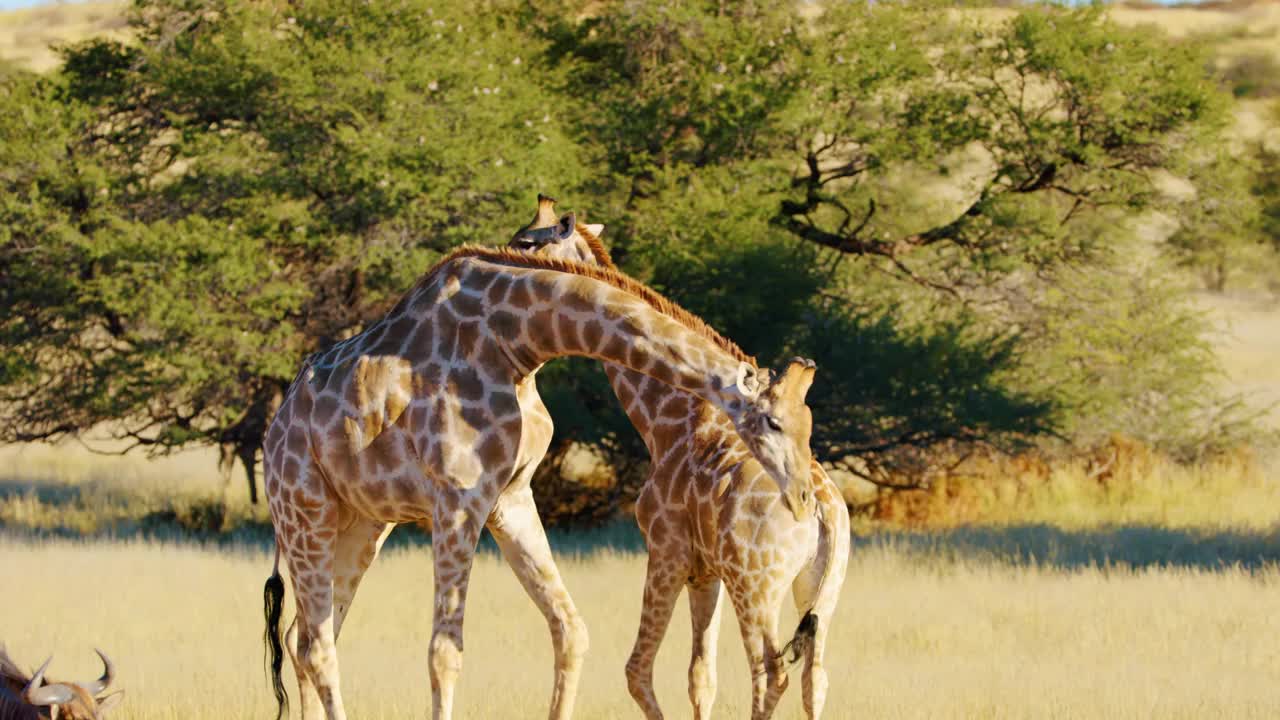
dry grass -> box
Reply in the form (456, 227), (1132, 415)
(0, 440), (269, 536)
(2, 535), (1278, 720)
(1196, 291), (1280, 431)
(3, 438), (1278, 718)
(0, 1), (128, 72)
(865, 440), (1280, 532)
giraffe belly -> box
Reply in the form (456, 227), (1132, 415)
(315, 421), (436, 524)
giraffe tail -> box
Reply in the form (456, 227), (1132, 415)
(779, 612), (819, 666)
(263, 546), (289, 720)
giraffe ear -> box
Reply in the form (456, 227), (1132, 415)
(555, 212), (576, 240)
(736, 362), (762, 400)
(584, 223), (605, 237)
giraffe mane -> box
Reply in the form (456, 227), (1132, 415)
(574, 223), (617, 270)
(418, 244), (756, 367)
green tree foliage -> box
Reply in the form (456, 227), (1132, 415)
(1257, 103), (1280, 258)
(777, 2), (1226, 276)
(554, 0), (1248, 482)
(1167, 150), (1266, 291)
(0, 0), (586, 500)
(0, 0), (1266, 506)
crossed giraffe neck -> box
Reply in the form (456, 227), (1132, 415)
(510, 196), (849, 719)
(262, 241), (816, 720)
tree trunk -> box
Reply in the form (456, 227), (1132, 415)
(240, 443), (259, 505)
(217, 440), (261, 504)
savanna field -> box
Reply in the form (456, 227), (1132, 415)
(4, 421), (1280, 718)
(4, 536), (1280, 719)
(4, 0), (1280, 718)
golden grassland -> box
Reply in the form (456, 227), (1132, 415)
(867, 439), (1280, 531)
(5, 428), (1280, 538)
(3, 435), (1280, 718)
(2, 535), (1279, 720)
(1197, 291), (1280, 430)
(0, 1), (127, 72)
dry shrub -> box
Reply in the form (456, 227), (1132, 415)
(866, 435), (1273, 530)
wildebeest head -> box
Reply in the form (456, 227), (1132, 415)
(0, 647), (122, 720)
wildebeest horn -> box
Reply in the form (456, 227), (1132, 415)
(25, 656), (51, 691)
(23, 657), (75, 707)
(82, 648), (115, 696)
(25, 682), (77, 707)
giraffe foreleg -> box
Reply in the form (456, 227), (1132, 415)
(687, 578), (724, 720)
(625, 553), (686, 720)
(488, 485), (588, 720)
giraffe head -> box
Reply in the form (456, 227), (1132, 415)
(734, 357), (818, 521)
(509, 194), (610, 267)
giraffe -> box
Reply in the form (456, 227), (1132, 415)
(509, 196), (851, 719)
(258, 216), (821, 720)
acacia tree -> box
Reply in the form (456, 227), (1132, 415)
(1166, 151), (1266, 291)
(778, 3), (1224, 280)
(2, 0), (1258, 509)
(0, 0), (587, 502)
(555, 0), (1243, 483)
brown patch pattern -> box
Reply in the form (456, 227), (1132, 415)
(404, 245), (756, 367)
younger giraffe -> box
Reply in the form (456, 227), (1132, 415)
(510, 197), (851, 719)
(260, 217), (820, 720)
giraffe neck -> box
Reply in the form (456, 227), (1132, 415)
(444, 256), (758, 420)
(604, 362), (713, 458)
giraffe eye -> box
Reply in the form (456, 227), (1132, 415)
(512, 238), (538, 250)
(765, 416), (783, 432)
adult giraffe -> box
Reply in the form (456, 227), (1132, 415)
(510, 196), (850, 719)
(259, 215), (819, 720)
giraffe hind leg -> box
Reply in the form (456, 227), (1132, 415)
(284, 618), (322, 720)
(275, 455), (348, 720)
(800, 613), (829, 719)
(285, 517), (389, 720)
(331, 517), (394, 639)
(791, 574), (831, 719)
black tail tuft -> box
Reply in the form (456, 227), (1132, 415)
(264, 571), (288, 720)
(778, 612), (818, 667)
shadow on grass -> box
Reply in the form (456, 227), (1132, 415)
(858, 524), (1280, 572)
(0, 477), (89, 505)
(0, 476), (648, 554)
(2, 475), (1276, 571)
